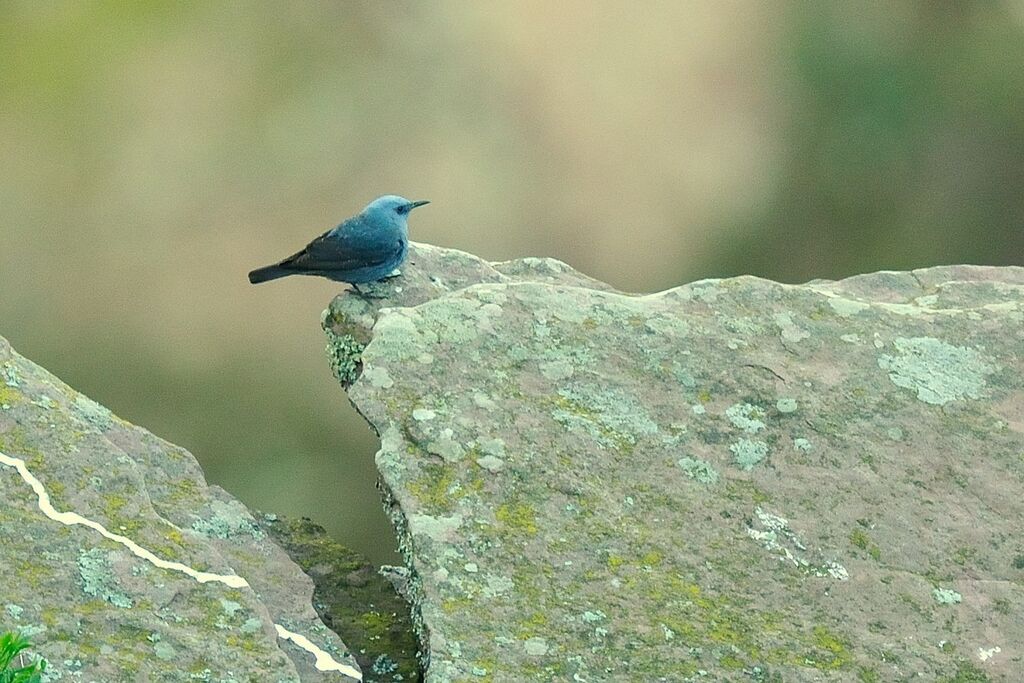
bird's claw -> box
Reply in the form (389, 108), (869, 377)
(352, 281), (392, 299)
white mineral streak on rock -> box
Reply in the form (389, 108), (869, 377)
(0, 450), (361, 681)
(275, 624), (362, 679)
(0, 451), (246, 588)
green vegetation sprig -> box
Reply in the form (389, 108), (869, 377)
(0, 631), (46, 683)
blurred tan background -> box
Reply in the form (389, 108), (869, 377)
(1, 2), (1022, 564)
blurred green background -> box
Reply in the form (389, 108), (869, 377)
(1, 2), (1021, 565)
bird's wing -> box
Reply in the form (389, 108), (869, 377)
(278, 216), (401, 272)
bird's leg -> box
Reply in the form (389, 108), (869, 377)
(352, 281), (390, 299)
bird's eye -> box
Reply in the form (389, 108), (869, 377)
(395, 205), (407, 214)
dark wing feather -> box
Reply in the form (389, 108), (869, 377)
(278, 215), (398, 273)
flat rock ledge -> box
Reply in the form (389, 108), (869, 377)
(0, 336), (362, 682)
(326, 243), (1024, 682)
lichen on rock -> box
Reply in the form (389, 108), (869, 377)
(0, 336), (362, 682)
(877, 336), (996, 405)
(327, 247), (1024, 682)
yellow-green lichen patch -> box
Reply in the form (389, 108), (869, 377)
(100, 492), (144, 536)
(640, 551), (663, 567)
(606, 554), (626, 570)
(163, 476), (202, 509)
(849, 525), (882, 561)
(515, 611), (549, 639)
(649, 573), (856, 674)
(407, 464), (465, 514)
(0, 384), (23, 408)
(495, 502), (538, 536)
(808, 625), (853, 669)
(0, 428), (45, 469)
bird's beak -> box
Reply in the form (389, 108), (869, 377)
(409, 200), (430, 210)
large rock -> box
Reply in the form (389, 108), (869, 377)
(325, 244), (1024, 682)
(0, 337), (362, 682)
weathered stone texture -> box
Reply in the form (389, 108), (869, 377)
(327, 246), (1024, 682)
(0, 336), (360, 682)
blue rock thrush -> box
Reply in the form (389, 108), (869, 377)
(248, 195), (429, 285)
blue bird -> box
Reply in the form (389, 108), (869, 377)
(248, 195), (429, 285)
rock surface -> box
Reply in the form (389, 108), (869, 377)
(326, 244), (1024, 682)
(0, 336), (361, 682)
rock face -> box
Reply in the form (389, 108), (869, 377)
(0, 337), (361, 682)
(326, 244), (1024, 682)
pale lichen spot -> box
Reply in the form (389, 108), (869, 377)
(409, 513), (463, 542)
(726, 403), (766, 433)
(828, 297), (870, 317)
(424, 430), (465, 462)
(677, 457), (719, 485)
(978, 646), (1001, 662)
(483, 574), (514, 598)
(473, 392), (498, 411)
(730, 439), (769, 470)
(540, 358), (575, 381)
(479, 438), (505, 457)
(932, 587), (962, 605)
(776, 398), (798, 414)
(371, 311), (438, 360)
(476, 455), (505, 473)
(877, 337), (995, 405)
(412, 408), (436, 421)
(773, 312), (810, 343)
(523, 636), (548, 656)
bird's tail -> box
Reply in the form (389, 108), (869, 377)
(247, 264), (292, 284)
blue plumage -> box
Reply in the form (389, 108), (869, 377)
(248, 195), (429, 285)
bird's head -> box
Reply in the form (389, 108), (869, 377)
(363, 195), (430, 221)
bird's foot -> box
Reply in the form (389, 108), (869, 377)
(352, 281), (391, 299)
